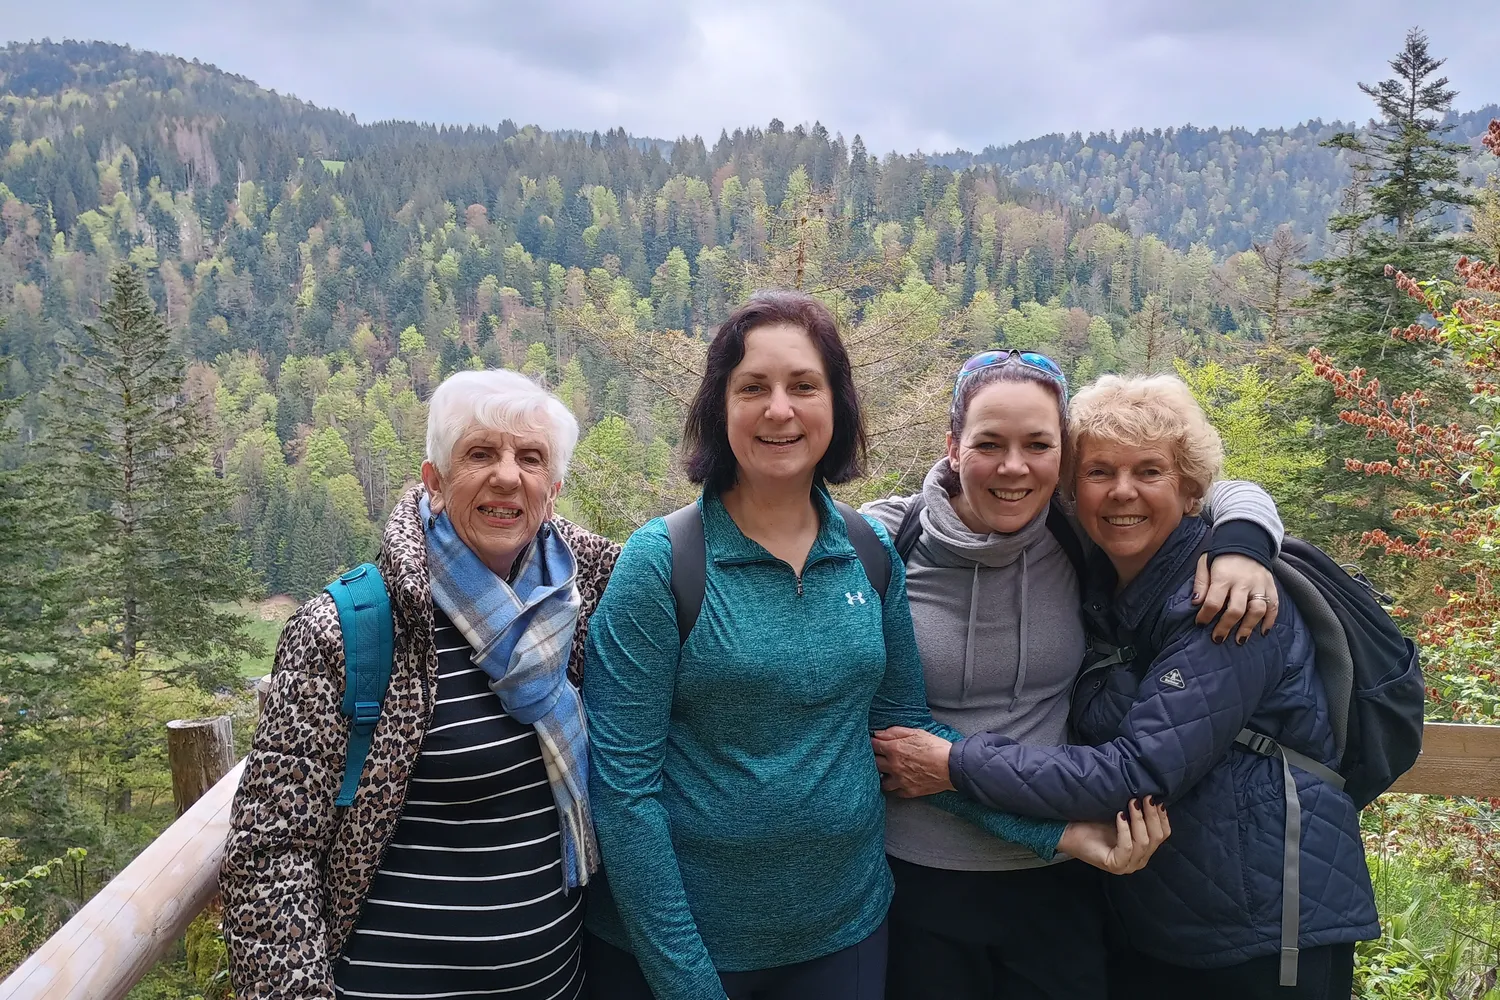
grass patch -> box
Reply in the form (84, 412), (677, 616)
(1358, 799), (1500, 999)
(228, 598), (298, 678)
(294, 156), (345, 175)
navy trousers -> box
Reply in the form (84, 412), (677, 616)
(583, 920), (887, 1000)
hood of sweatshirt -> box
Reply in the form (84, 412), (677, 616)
(914, 459), (1057, 705)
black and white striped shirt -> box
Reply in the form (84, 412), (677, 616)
(334, 607), (584, 1000)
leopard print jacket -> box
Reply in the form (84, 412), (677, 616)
(219, 486), (621, 1000)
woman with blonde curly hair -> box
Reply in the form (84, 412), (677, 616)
(879, 373), (1378, 999)
(865, 353), (1286, 1000)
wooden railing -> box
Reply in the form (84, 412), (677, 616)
(1388, 721), (1500, 797)
(1, 720), (1497, 1000)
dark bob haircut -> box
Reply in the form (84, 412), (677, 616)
(683, 289), (868, 493)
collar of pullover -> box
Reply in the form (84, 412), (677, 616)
(917, 459), (1054, 567)
(702, 482), (858, 568)
(1094, 514), (1209, 631)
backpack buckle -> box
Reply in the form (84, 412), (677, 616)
(1242, 732), (1278, 757)
(351, 700), (381, 734)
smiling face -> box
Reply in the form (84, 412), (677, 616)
(420, 425), (560, 578)
(1073, 436), (1196, 586)
(946, 380), (1063, 535)
(723, 322), (834, 491)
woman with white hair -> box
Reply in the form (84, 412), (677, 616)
(221, 368), (621, 1000)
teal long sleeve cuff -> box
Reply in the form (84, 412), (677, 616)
(920, 719), (1064, 859)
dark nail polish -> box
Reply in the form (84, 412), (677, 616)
(1237, 635), (1247, 645)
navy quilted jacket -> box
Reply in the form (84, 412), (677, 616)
(949, 516), (1379, 968)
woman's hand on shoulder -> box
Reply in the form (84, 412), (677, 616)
(871, 726), (955, 797)
(1192, 553), (1279, 644)
(1058, 797), (1171, 875)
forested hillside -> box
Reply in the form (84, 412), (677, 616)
(0, 38), (1370, 597)
(938, 108), (1500, 255)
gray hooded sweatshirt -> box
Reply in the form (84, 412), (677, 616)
(862, 461), (1283, 871)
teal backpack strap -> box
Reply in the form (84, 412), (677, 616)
(325, 563), (394, 807)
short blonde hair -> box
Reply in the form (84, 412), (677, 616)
(425, 369), (579, 480)
(1065, 374), (1223, 510)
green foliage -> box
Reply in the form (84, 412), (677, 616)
(0, 843), (85, 926)
(1300, 30), (1479, 541)
(34, 266), (258, 689)
(1175, 358), (1325, 534)
(303, 425), (356, 481)
(183, 909), (232, 999)
(1356, 797), (1500, 999)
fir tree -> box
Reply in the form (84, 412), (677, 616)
(36, 265), (258, 690)
(1302, 28), (1476, 537)
(1306, 28), (1476, 383)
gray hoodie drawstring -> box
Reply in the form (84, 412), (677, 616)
(962, 561), (981, 699)
(1011, 548), (1029, 710)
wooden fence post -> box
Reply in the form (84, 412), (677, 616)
(165, 717), (234, 816)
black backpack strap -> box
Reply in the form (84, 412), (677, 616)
(834, 501), (890, 602)
(665, 503), (706, 645)
(669, 500), (891, 645)
(893, 495), (927, 563)
(1045, 498), (1088, 586)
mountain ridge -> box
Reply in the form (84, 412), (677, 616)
(3, 37), (1494, 256)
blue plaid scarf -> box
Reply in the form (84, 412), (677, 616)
(420, 493), (599, 889)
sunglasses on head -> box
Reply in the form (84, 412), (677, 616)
(951, 350), (1068, 407)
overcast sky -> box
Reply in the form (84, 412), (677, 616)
(3, 0), (1498, 154)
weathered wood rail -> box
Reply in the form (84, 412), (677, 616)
(1388, 721), (1500, 797)
(1, 721), (1496, 1000)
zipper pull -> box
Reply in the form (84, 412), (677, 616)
(796, 574), (804, 596)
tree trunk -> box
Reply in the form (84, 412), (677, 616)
(166, 716), (235, 816)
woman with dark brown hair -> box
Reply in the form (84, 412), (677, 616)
(580, 292), (1167, 1000)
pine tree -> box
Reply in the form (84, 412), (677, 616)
(1302, 28), (1476, 538)
(1306, 28), (1476, 383)
(36, 265), (258, 690)
(0, 380), (89, 785)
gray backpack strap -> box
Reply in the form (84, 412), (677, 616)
(665, 503), (706, 645)
(1275, 557), (1353, 764)
(1234, 729), (1346, 987)
(893, 495), (927, 563)
(834, 501), (890, 602)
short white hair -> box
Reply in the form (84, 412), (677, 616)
(425, 369), (579, 481)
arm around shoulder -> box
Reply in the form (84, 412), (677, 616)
(1203, 480), (1284, 557)
(220, 597), (347, 1000)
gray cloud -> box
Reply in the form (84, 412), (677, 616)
(1, 0), (1496, 152)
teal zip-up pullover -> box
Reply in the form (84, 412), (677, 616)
(583, 486), (1066, 1000)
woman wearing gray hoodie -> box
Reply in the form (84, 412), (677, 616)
(862, 350), (1283, 1000)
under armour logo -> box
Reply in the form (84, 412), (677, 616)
(846, 591), (866, 605)
(1159, 668), (1186, 690)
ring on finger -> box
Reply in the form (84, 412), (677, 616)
(1248, 593), (1269, 605)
